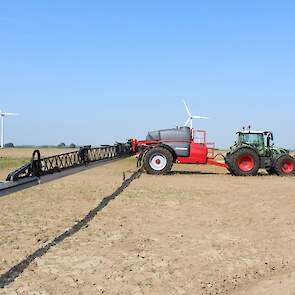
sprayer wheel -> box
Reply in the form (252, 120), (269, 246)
(143, 147), (173, 175)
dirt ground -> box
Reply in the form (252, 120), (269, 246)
(1, 157), (295, 294)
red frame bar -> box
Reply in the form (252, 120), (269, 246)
(207, 159), (228, 168)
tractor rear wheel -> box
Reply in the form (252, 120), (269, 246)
(274, 155), (295, 176)
(143, 147), (173, 175)
(228, 148), (260, 176)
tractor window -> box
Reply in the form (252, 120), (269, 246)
(238, 133), (264, 146)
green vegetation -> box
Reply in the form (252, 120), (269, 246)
(0, 157), (30, 170)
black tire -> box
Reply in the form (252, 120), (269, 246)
(274, 154), (295, 176)
(266, 167), (276, 175)
(228, 148), (260, 176)
(143, 147), (173, 175)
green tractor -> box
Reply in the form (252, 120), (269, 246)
(225, 129), (295, 176)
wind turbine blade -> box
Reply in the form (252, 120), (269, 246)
(184, 118), (190, 126)
(183, 100), (192, 117)
(192, 115), (209, 119)
(2, 113), (18, 116)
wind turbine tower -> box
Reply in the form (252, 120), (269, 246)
(0, 110), (18, 148)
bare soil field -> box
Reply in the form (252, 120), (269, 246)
(1, 155), (295, 294)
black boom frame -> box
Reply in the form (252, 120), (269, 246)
(6, 144), (131, 182)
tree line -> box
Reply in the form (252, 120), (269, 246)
(3, 143), (77, 148)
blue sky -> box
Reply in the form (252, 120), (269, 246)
(0, 1), (294, 148)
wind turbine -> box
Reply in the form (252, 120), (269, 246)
(183, 100), (208, 129)
(0, 110), (18, 148)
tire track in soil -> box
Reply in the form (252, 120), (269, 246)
(0, 169), (142, 288)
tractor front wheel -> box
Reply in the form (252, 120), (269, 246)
(274, 155), (295, 176)
(228, 148), (260, 176)
(143, 147), (173, 175)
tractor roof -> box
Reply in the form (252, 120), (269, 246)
(237, 131), (264, 134)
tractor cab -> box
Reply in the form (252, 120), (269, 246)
(236, 130), (276, 157)
(237, 131), (267, 156)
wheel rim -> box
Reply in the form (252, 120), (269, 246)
(281, 160), (294, 173)
(149, 154), (167, 171)
(238, 155), (255, 172)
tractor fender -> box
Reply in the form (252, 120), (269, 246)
(225, 145), (261, 172)
(235, 145), (259, 154)
(273, 152), (293, 162)
(226, 145), (259, 162)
